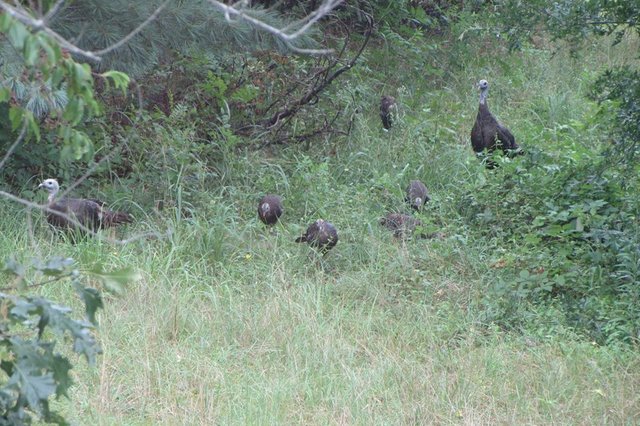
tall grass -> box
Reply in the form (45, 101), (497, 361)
(2, 30), (640, 424)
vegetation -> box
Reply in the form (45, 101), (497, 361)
(1, 0), (640, 423)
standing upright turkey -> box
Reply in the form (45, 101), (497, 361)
(38, 178), (132, 233)
(257, 195), (283, 226)
(471, 79), (520, 159)
(380, 95), (397, 130)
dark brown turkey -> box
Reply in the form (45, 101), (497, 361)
(295, 219), (339, 254)
(380, 213), (425, 238)
(258, 195), (283, 225)
(38, 178), (132, 233)
(471, 79), (521, 162)
(380, 95), (397, 130)
(406, 180), (430, 211)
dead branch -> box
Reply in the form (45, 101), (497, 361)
(263, 13), (372, 128)
(260, 105), (346, 148)
(207, 0), (343, 54)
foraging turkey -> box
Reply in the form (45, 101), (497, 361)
(380, 213), (425, 238)
(406, 180), (430, 211)
(380, 95), (397, 130)
(38, 178), (132, 232)
(470, 79), (520, 158)
(295, 219), (338, 254)
(258, 195), (283, 225)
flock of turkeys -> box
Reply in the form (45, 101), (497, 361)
(38, 79), (520, 254)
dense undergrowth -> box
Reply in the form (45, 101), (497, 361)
(2, 4), (640, 423)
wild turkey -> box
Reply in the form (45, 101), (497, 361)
(380, 213), (446, 240)
(380, 95), (397, 130)
(295, 219), (338, 254)
(470, 79), (521, 161)
(258, 195), (283, 225)
(405, 180), (430, 211)
(38, 178), (132, 232)
(380, 213), (425, 238)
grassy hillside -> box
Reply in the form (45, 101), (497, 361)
(2, 25), (640, 424)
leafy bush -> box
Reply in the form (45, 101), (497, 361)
(0, 13), (129, 186)
(590, 68), (640, 166)
(0, 256), (136, 424)
(461, 144), (640, 344)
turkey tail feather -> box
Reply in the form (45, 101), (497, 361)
(103, 210), (133, 227)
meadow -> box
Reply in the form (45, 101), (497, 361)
(2, 23), (640, 424)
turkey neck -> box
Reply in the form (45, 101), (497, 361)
(47, 188), (59, 204)
(479, 87), (488, 106)
(477, 89), (491, 122)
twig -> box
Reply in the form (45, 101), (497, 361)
(263, 13), (372, 127)
(0, 0), (341, 61)
(42, 0), (65, 25)
(205, 0), (342, 55)
(90, 0), (171, 56)
(0, 1), (101, 61)
(260, 106), (346, 148)
(0, 121), (27, 171)
(0, 272), (72, 292)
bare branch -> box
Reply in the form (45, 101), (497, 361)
(0, 272), (73, 292)
(1, 0), (342, 60)
(263, 14), (372, 127)
(0, 121), (27, 171)
(0, 1), (101, 61)
(42, 0), (65, 24)
(205, 0), (343, 55)
(90, 0), (171, 56)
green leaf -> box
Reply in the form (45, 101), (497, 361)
(87, 267), (139, 295)
(33, 257), (74, 276)
(73, 282), (104, 325)
(7, 20), (29, 50)
(23, 34), (39, 66)
(51, 67), (65, 87)
(9, 106), (24, 131)
(63, 98), (85, 125)
(50, 355), (73, 399)
(72, 63), (92, 85)
(71, 131), (93, 160)
(25, 111), (41, 142)
(10, 367), (56, 414)
(230, 84), (259, 103)
(3, 258), (26, 277)
(37, 35), (61, 65)
(101, 70), (130, 94)
(0, 12), (12, 31)
(72, 329), (101, 365)
(0, 87), (10, 103)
